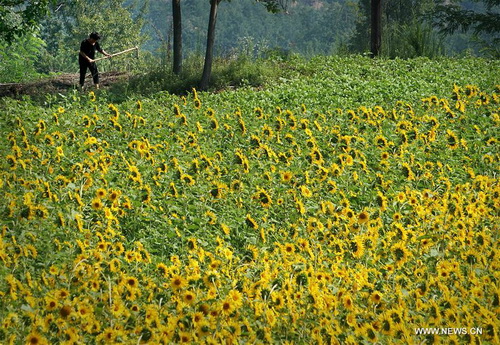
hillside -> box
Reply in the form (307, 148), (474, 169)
(146, 0), (358, 56)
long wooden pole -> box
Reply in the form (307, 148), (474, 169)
(93, 46), (139, 62)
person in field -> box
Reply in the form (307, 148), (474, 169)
(78, 32), (111, 90)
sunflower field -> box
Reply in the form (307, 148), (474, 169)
(0, 56), (499, 344)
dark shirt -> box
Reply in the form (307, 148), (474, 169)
(79, 39), (103, 64)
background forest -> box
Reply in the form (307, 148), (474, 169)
(0, 0), (499, 85)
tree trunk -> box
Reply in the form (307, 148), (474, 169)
(172, 0), (182, 74)
(371, 0), (382, 57)
(199, 0), (221, 91)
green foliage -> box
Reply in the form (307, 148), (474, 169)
(107, 53), (282, 100)
(0, 32), (46, 82)
(431, 0), (500, 57)
(211, 55), (280, 89)
(383, 20), (444, 58)
(432, 0), (500, 35)
(38, 0), (147, 73)
(0, 0), (53, 42)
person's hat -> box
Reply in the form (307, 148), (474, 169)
(89, 32), (101, 40)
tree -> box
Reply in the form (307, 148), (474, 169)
(370, 0), (382, 57)
(350, 0), (370, 53)
(172, 0), (182, 74)
(351, 0), (445, 57)
(432, 0), (499, 56)
(258, 0), (290, 13)
(432, 0), (500, 35)
(199, 0), (291, 91)
(199, 0), (221, 91)
(0, 0), (54, 42)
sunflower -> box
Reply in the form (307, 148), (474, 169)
(245, 214), (259, 229)
(91, 198), (103, 210)
(339, 153), (354, 167)
(227, 289), (244, 309)
(168, 182), (179, 198)
(253, 188), (272, 208)
(483, 154), (494, 164)
(349, 236), (365, 258)
(230, 179), (244, 192)
(64, 327), (80, 343)
(171, 275), (188, 290)
(220, 298), (236, 316)
(309, 147), (323, 164)
(180, 173), (195, 186)
(446, 130), (459, 149)
(44, 134), (54, 146)
(343, 294), (354, 310)
(177, 113), (188, 126)
(59, 305), (72, 318)
(357, 210), (370, 224)
(320, 200), (335, 215)
(300, 185), (313, 198)
(193, 96), (202, 109)
(402, 163), (415, 180)
(391, 242), (411, 266)
(108, 189), (121, 202)
(283, 243), (295, 255)
(376, 191), (388, 210)
(361, 323), (378, 343)
(484, 319), (498, 341)
(380, 151), (390, 161)
(209, 116), (219, 130)
(128, 165), (142, 184)
(45, 296), (59, 311)
(265, 308), (277, 327)
(254, 107), (265, 119)
(343, 207), (355, 221)
(33, 205), (49, 219)
(486, 137), (497, 146)
(238, 117), (247, 134)
(420, 237), (433, 251)
(307, 217), (324, 232)
(26, 331), (48, 345)
(375, 135), (388, 149)
(370, 291), (383, 304)
(183, 290), (196, 305)
(97, 327), (119, 343)
(379, 312), (394, 336)
(123, 276), (139, 292)
(281, 171), (293, 183)
(95, 188), (107, 199)
(285, 112), (297, 130)
(210, 182), (227, 199)
(408, 196), (418, 206)
(262, 124), (274, 139)
(6, 154), (17, 169)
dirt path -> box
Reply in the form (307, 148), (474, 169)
(0, 71), (129, 98)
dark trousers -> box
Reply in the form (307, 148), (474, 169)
(79, 62), (99, 86)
